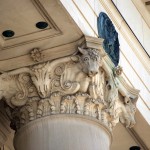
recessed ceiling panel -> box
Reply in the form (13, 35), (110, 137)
(0, 0), (48, 37)
(0, 0), (83, 71)
(0, 0), (61, 48)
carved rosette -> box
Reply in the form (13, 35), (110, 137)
(30, 48), (44, 62)
(0, 47), (139, 132)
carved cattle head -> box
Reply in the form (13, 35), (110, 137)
(31, 63), (51, 98)
(78, 47), (104, 77)
(120, 96), (137, 128)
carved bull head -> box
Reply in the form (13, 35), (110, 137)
(31, 63), (51, 98)
(78, 47), (105, 77)
(120, 96), (137, 128)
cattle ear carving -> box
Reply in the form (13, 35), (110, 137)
(78, 47), (88, 55)
(71, 56), (80, 62)
(131, 97), (138, 105)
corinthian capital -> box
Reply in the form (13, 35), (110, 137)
(0, 36), (139, 132)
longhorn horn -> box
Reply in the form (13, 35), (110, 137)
(78, 47), (88, 55)
(3, 67), (32, 76)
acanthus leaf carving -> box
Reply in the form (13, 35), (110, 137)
(49, 92), (62, 114)
(75, 92), (90, 115)
(61, 95), (76, 114)
(10, 73), (31, 107)
(30, 48), (44, 62)
(84, 98), (97, 118)
(0, 46), (139, 131)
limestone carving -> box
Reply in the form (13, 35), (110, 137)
(49, 92), (63, 114)
(61, 95), (76, 114)
(0, 47), (139, 131)
(75, 92), (89, 115)
(0, 73), (36, 107)
(119, 96), (137, 128)
(105, 76), (119, 115)
(112, 94), (136, 128)
(113, 66), (123, 77)
(48, 47), (106, 98)
(84, 98), (97, 117)
(30, 48), (44, 62)
(31, 62), (51, 98)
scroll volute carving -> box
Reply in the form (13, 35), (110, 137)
(0, 46), (139, 131)
(0, 72), (37, 108)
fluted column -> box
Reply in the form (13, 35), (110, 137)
(14, 115), (112, 150)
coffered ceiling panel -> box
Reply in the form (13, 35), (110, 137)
(0, 0), (60, 48)
(0, 0), (83, 71)
(0, 0), (50, 36)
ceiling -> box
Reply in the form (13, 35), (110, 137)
(0, 0), (83, 72)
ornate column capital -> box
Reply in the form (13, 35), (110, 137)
(0, 36), (139, 132)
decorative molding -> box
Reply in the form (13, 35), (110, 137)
(113, 66), (123, 77)
(31, 0), (60, 31)
(98, 0), (150, 75)
(0, 0), (84, 72)
(0, 36), (85, 71)
(132, 0), (150, 29)
(0, 37), (139, 132)
(71, 0), (98, 37)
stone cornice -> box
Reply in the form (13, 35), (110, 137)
(0, 36), (84, 72)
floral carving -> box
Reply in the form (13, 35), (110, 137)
(49, 92), (62, 114)
(113, 66), (123, 76)
(0, 47), (139, 131)
(84, 98), (97, 117)
(54, 64), (65, 76)
(61, 95), (76, 114)
(30, 48), (44, 62)
(75, 92), (89, 115)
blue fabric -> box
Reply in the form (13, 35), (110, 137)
(97, 12), (120, 66)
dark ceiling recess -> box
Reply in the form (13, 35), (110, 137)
(36, 21), (48, 29)
(145, 1), (150, 5)
(2, 30), (15, 37)
(130, 146), (141, 150)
